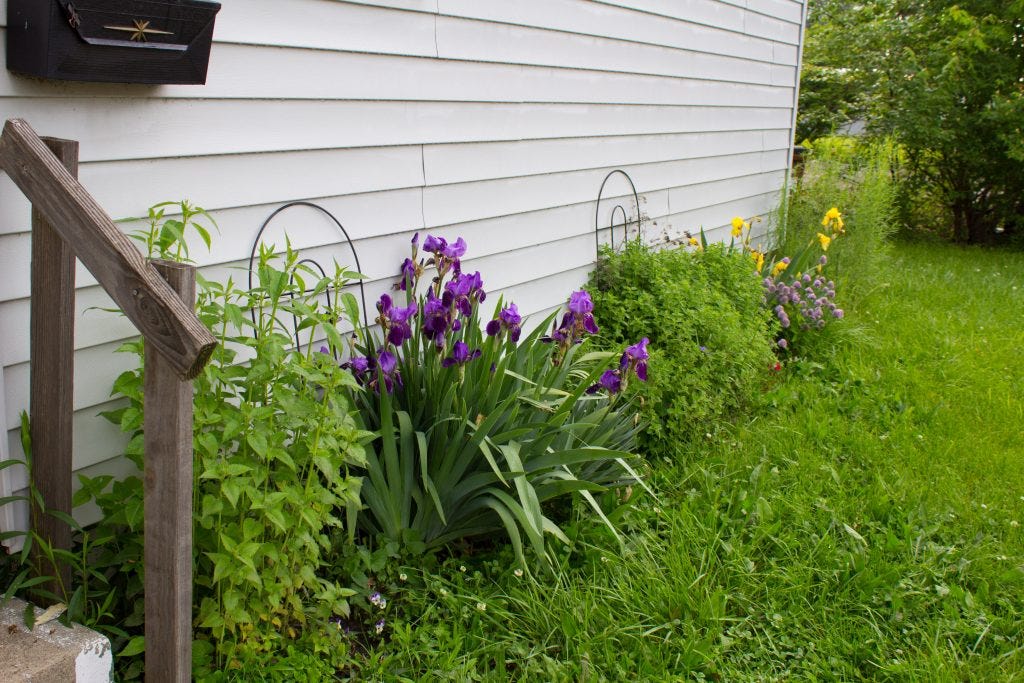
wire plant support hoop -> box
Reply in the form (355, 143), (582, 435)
(593, 169), (642, 265)
(247, 201), (370, 352)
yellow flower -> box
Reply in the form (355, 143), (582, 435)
(731, 216), (749, 238)
(771, 260), (789, 277)
(688, 237), (700, 247)
(821, 207), (845, 234)
(751, 250), (765, 273)
(817, 232), (832, 251)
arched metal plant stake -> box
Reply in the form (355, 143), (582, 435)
(247, 201), (370, 353)
(593, 169), (641, 264)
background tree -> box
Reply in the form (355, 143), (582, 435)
(800, 0), (1024, 243)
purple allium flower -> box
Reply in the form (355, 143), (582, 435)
(777, 338), (788, 349)
(833, 308), (844, 319)
(803, 274), (812, 284)
(441, 340), (482, 368)
(780, 316), (790, 329)
(782, 257), (791, 265)
(819, 254), (828, 266)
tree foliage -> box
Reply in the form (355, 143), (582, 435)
(800, 0), (1024, 242)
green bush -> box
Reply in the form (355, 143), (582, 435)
(588, 241), (776, 458)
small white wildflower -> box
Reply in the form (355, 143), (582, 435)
(440, 588), (449, 596)
(476, 602), (487, 612)
(982, 503), (988, 510)
(459, 565), (467, 573)
(652, 506), (662, 514)
(600, 556), (609, 563)
(399, 573), (408, 582)
(513, 569), (524, 578)
(997, 555), (1008, 561)
(1011, 520), (1020, 528)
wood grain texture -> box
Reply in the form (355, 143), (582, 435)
(28, 136), (77, 600)
(0, 118), (215, 379)
(143, 259), (195, 683)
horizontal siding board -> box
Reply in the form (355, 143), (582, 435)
(216, 0), (439, 58)
(423, 129), (789, 186)
(746, 0), (804, 24)
(436, 0), (776, 63)
(435, 16), (778, 86)
(595, 0), (745, 33)
(0, 99), (793, 162)
(0, 185), (425, 288)
(0, 39), (796, 104)
(423, 150), (786, 227)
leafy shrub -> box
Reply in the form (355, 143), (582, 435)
(588, 240), (776, 458)
(343, 235), (646, 570)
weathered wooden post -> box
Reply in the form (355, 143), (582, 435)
(28, 137), (78, 597)
(0, 118), (216, 681)
(144, 260), (196, 682)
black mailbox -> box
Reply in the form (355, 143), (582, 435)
(7, 0), (221, 85)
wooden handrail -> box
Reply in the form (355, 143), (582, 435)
(0, 118), (215, 379)
(2, 119), (209, 681)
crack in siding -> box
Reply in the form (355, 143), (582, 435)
(432, 0), (440, 58)
(420, 144), (428, 231)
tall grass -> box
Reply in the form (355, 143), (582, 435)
(351, 241), (1024, 681)
(777, 137), (899, 302)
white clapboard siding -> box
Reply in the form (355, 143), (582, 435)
(0, 0), (807, 536)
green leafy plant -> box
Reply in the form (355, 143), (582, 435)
(589, 239), (776, 458)
(342, 234), (647, 571)
(124, 199), (218, 262)
(96, 241), (371, 674)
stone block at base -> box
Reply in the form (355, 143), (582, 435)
(1, 598), (112, 682)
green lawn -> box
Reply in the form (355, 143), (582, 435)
(355, 240), (1024, 681)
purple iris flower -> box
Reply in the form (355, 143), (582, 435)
(486, 303), (523, 343)
(421, 290), (451, 345)
(341, 355), (372, 385)
(376, 293), (417, 346)
(441, 340), (481, 368)
(442, 237), (467, 260)
(375, 349), (402, 392)
(422, 235), (447, 255)
(587, 369), (622, 394)
(397, 257), (417, 291)
(443, 271), (486, 317)
(619, 337), (649, 382)
(568, 290), (594, 315)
